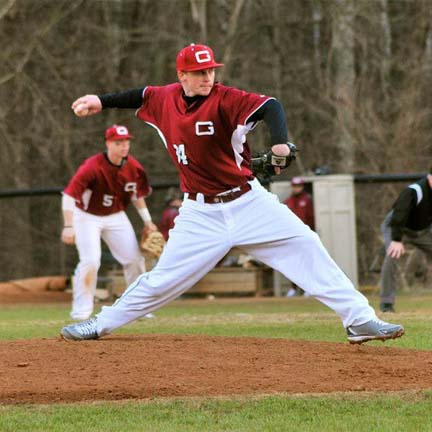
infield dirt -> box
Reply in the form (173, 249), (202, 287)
(1, 334), (432, 404)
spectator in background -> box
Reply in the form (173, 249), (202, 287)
(284, 177), (315, 230)
(284, 176), (315, 297)
(159, 189), (182, 240)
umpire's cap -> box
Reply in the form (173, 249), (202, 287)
(176, 43), (224, 72)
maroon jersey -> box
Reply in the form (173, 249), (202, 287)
(284, 191), (315, 230)
(64, 153), (151, 216)
(136, 82), (273, 195)
(159, 206), (180, 240)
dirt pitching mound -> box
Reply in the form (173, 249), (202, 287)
(1, 334), (432, 404)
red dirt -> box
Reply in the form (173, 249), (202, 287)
(1, 334), (432, 404)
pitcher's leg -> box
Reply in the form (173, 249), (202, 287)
(244, 232), (375, 328)
(96, 203), (231, 335)
(233, 183), (375, 328)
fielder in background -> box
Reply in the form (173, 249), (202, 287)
(284, 176), (314, 297)
(61, 43), (404, 344)
(379, 172), (432, 313)
(61, 124), (157, 320)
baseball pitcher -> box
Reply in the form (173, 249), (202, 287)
(61, 44), (404, 344)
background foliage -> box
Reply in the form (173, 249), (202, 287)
(1, 0), (431, 281)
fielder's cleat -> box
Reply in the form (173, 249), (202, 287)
(346, 318), (404, 345)
(61, 317), (99, 341)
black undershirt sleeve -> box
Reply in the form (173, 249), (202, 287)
(248, 99), (289, 144)
(98, 90), (288, 145)
(98, 88), (145, 109)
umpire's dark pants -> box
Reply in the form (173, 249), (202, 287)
(380, 210), (432, 305)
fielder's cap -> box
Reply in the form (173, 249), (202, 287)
(105, 125), (133, 141)
(176, 43), (224, 72)
(291, 176), (305, 186)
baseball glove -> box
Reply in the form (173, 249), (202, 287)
(251, 142), (297, 182)
(140, 229), (166, 259)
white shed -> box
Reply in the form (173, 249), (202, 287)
(270, 174), (358, 296)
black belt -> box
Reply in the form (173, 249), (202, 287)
(188, 183), (251, 204)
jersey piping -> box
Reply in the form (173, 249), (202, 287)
(134, 87), (149, 119)
(144, 121), (168, 148)
(408, 183), (423, 205)
(244, 97), (276, 130)
(230, 98), (275, 169)
(136, 87), (169, 148)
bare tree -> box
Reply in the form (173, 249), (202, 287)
(1, 0), (432, 282)
(190, 0), (207, 42)
(329, 0), (355, 172)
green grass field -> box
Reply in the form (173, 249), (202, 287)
(1, 293), (432, 431)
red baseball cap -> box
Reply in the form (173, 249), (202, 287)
(291, 177), (305, 186)
(105, 125), (133, 141)
(176, 43), (224, 72)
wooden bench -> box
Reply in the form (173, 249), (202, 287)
(105, 266), (271, 298)
(188, 266), (271, 296)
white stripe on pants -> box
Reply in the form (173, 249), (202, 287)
(96, 179), (376, 335)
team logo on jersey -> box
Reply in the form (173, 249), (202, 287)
(195, 121), (214, 136)
(124, 182), (137, 193)
(195, 50), (211, 63)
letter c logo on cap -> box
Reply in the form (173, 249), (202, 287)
(116, 126), (128, 135)
(195, 50), (211, 63)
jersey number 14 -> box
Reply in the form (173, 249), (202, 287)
(173, 144), (188, 165)
(172, 122), (214, 166)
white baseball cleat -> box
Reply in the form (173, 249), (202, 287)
(346, 318), (404, 344)
(61, 317), (99, 341)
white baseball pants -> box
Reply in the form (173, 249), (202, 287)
(72, 208), (145, 320)
(96, 179), (376, 335)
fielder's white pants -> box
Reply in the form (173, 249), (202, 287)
(96, 179), (376, 335)
(72, 208), (145, 320)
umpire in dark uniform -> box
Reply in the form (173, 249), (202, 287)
(380, 173), (432, 312)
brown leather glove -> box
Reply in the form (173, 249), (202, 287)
(140, 229), (166, 259)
